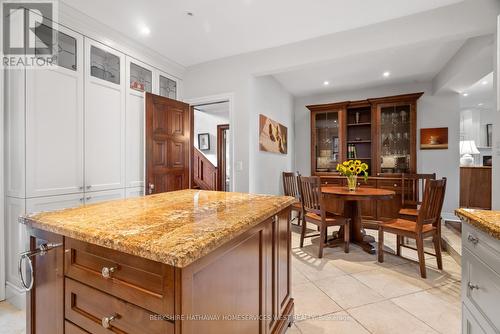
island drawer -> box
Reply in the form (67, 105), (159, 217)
(64, 238), (175, 316)
(462, 223), (500, 276)
(65, 278), (174, 334)
(65, 321), (89, 334)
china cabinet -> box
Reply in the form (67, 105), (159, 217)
(307, 92), (422, 176)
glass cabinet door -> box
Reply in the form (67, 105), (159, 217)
(379, 104), (411, 174)
(35, 24), (77, 71)
(314, 111), (340, 172)
(90, 46), (120, 84)
(130, 62), (152, 93)
(159, 75), (177, 99)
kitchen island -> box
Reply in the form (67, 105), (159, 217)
(21, 189), (295, 334)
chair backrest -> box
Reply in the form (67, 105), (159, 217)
(416, 178), (447, 231)
(401, 173), (436, 207)
(298, 176), (324, 216)
(283, 172), (299, 199)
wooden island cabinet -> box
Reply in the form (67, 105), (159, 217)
(21, 190), (295, 334)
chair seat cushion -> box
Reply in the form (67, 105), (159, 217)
(291, 201), (302, 211)
(380, 218), (435, 234)
(399, 208), (418, 216)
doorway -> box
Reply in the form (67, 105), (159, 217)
(192, 100), (232, 191)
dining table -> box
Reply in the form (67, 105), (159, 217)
(322, 186), (395, 254)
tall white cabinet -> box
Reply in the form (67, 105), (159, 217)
(4, 19), (180, 307)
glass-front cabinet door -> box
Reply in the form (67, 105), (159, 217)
(312, 110), (344, 173)
(90, 45), (121, 84)
(377, 103), (414, 174)
(129, 62), (152, 93)
(159, 75), (177, 99)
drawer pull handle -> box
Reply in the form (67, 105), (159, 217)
(468, 282), (479, 291)
(101, 313), (118, 329)
(467, 234), (479, 245)
(101, 266), (117, 279)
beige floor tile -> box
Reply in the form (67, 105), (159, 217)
(296, 311), (370, 334)
(391, 261), (457, 286)
(285, 323), (303, 333)
(349, 300), (439, 334)
(292, 268), (310, 286)
(391, 282), (461, 334)
(324, 246), (408, 274)
(0, 302), (26, 334)
(313, 275), (385, 309)
(292, 250), (347, 281)
(293, 282), (342, 320)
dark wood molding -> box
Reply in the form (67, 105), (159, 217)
(217, 124), (230, 191)
(193, 148), (218, 190)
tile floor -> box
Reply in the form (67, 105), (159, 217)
(0, 224), (461, 334)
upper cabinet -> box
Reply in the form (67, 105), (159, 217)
(307, 93), (422, 177)
(84, 38), (126, 192)
(26, 24), (84, 198)
(159, 74), (177, 99)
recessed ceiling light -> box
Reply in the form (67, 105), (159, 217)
(462, 93), (468, 97)
(186, 11), (194, 16)
(139, 24), (151, 35)
(323, 81), (330, 86)
(383, 71), (391, 77)
(478, 103), (484, 106)
(481, 80), (488, 85)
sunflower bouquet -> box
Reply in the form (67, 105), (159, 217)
(336, 160), (369, 191)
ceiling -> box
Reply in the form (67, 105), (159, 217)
(272, 38), (466, 96)
(460, 72), (494, 110)
(194, 101), (230, 118)
(62, 0), (463, 66)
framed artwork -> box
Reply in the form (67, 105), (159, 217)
(420, 127), (448, 150)
(487, 124), (493, 147)
(198, 133), (210, 150)
(259, 114), (287, 154)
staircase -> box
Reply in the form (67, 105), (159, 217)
(193, 148), (218, 191)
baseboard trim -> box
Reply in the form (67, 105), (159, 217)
(5, 281), (26, 310)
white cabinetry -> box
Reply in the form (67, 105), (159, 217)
(126, 187), (145, 198)
(85, 39), (126, 192)
(26, 25), (84, 198)
(462, 223), (500, 334)
(85, 189), (125, 204)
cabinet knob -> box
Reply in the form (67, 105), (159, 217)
(468, 282), (479, 291)
(101, 313), (118, 329)
(148, 183), (155, 195)
(79, 198), (84, 202)
(79, 186), (84, 190)
(467, 234), (479, 245)
(86, 185), (92, 190)
(101, 266), (117, 279)
(393, 184), (398, 187)
(86, 196), (91, 201)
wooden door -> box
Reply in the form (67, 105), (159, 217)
(217, 124), (230, 191)
(146, 93), (191, 194)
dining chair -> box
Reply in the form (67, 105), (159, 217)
(399, 173), (436, 221)
(283, 171), (302, 226)
(378, 178), (447, 278)
(298, 176), (350, 258)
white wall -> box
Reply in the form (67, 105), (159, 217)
(493, 15), (500, 210)
(294, 81), (460, 219)
(249, 76), (294, 195)
(193, 110), (229, 166)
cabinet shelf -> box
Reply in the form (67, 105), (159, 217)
(348, 140), (371, 144)
(347, 122), (371, 127)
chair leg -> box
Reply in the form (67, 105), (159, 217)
(318, 224), (326, 258)
(433, 235), (443, 270)
(396, 235), (401, 256)
(324, 226), (329, 244)
(299, 217), (306, 248)
(416, 235), (427, 279)
(344, 220), (350, 253)
(378, 228), (384, 263)
(297, 211), (302, 226)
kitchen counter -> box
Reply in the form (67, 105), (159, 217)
(22, 189), (295, 268)
(24, 189), (295, 334)
(455, 208), (500, 240)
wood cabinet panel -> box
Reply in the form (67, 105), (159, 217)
(65, 321), (90, 334)
(26, 230), (64, 334)
(460, 167), (492, 210)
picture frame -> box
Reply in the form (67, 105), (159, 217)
(486, 124), (493, 147)
(420, 127), (448, 150)
(259, 114), (288, 154)
(198, 133), (210, 150)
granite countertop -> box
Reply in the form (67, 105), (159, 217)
(21, 189), (295, 268)
(455, 208), (500, 240)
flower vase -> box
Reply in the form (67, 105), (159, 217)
(347, 175), (358, 191)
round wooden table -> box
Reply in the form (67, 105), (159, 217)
(322, 186), (395, 254)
